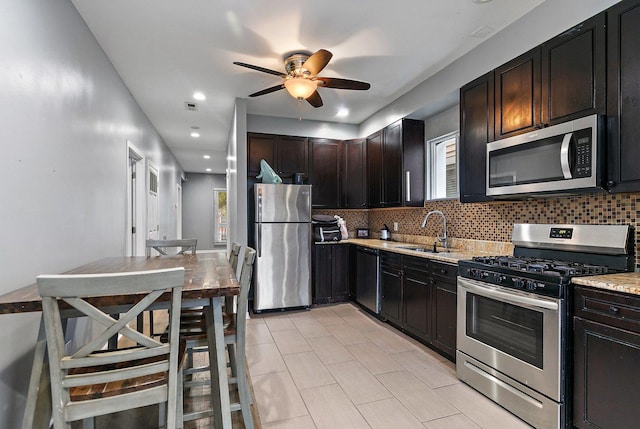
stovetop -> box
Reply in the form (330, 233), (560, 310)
(471, 256), (610, 277)
(458, 256), (613, 299)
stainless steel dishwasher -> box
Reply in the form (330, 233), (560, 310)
(355, 246), (380, 314)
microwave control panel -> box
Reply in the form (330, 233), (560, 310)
(574, 127), (592, 178)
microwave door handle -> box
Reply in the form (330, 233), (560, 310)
(560, 133), (573, 179)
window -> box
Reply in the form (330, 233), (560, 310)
(214, 189), (227, 244)
(426, 131), (458, 200)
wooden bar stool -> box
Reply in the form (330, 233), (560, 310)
(177, 247), (256, 427)
(37, 268), (186, 429)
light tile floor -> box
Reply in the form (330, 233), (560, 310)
(247, 303), (533, 429)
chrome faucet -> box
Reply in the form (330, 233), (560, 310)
(421, 210), (448, 250)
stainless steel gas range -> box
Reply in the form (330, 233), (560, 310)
(456, 224), (634, 429)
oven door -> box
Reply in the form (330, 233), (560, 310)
(457, 276), (562, 401)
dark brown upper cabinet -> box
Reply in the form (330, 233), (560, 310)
(366, 130), (384, 208)
(459, 71), (494, 203)
(309, 138), (342, 208)
(494, 48), (541, 139)
(541, 12), (605, 126)
(247, 133), (309, 179)
(494, 13), (605, 140)
(607, 0), (640, 192)
(343, 139), (367, 208)
(368, 119), (424, 208)
(382, 121), (403, 207)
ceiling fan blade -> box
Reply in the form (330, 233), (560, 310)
(248, 84), (285, 97)
(302, 49), (333, 76)
(314, 77), (371, 90)
(233, 62), (287, 78)
(306, 90), (323, 108)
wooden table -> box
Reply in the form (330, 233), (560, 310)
(0, 253), (239, 429)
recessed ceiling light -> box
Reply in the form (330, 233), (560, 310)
(193, 92), (206, 101)
(205, 168), (212, 172)
(336, 107), (349, 118)
(472, 0), (493, 3)
(190, 132), (200, 138)
(203, 155), (210, 159)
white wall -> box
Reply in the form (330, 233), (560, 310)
(227, 99), (249, 253)
(360, 0), (622, 136)
(182, 173), (226, 250)
(0, 0), (184, 426)
(248, 114), (359, 140)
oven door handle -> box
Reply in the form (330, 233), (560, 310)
(460, 278), (558, 311)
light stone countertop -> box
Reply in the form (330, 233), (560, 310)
(316, 238), (500, 264)
(572, 272), (640, 296)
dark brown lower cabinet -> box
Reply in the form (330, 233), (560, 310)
(379, 251), (457, 361)
(402, 257), (431, 342)
(431, 262), (457, 360)
(312, 243), (349, 304)
(573, 286), (640, 429)
(380, 252), (403, 326)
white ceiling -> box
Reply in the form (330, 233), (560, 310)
(71, 0), (544, 173)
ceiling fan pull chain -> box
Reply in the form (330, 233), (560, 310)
(297, 99), (303, 121)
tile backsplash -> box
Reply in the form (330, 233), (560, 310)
(315, 191), (640, 268)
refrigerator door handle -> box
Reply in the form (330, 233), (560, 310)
(257, 223), (262, 257)
(257, 187), (263, 223)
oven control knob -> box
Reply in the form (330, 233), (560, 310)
(496, 275), (507, 284)
(479, 271), (489, 279)
(513, 278), (525, 289)
(526, 280), (537, 291)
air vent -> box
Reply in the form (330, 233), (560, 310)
(184, 102), (198, 111)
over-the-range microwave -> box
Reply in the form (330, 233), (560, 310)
(486, 114), (604, 197)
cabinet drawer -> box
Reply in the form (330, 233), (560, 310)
(431, 262), (457, 282)
(574, 286), (640, 333)
(380, 251), (402, 270)
(403, 255), (429, 274)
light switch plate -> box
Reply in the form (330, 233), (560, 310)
(393, 222), (398, 231)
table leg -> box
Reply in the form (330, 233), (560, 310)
(205, 297), (232, 429)
(21, 317), (52, 429)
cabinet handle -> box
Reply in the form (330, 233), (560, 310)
(609, 306), (619, 315)
(405, 171), (411, 202)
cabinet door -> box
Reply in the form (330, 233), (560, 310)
(381, 252), (402, 326)
(401, 119), (425, 207)
(382, 121), (402, 207)
(344, 139), (367, 208)
(573, 316), (640, 429)
(277, 136), (308, 177)
(432, 279), (456, 360)
(541, 13), (605, 126)
(494, 48), (541, 139)
(367, 131), (383, 208)
(248, 133), (277, 175)
(607, 0), (640, 193)
(312, 245), (332, 304)
(403, 267), (430, 342)
(459, 72), (494, 203)
(331, 244), (350, 301)
(310, 138), (341, 208)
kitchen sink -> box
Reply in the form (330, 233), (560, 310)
(397, 246), (438, 253)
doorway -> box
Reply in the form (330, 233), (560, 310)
(214, 188), (227, 245)
(126, 141), (146, 256)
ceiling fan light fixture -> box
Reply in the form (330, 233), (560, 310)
(284, 77), (317, 100)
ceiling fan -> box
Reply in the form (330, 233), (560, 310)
(233, 49), (371, 108)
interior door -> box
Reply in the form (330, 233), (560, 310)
(147, 162), (159, 242)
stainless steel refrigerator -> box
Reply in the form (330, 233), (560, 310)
(254, 184), (312, 312)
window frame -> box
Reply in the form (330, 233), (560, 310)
(425, 131), (459, 201)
